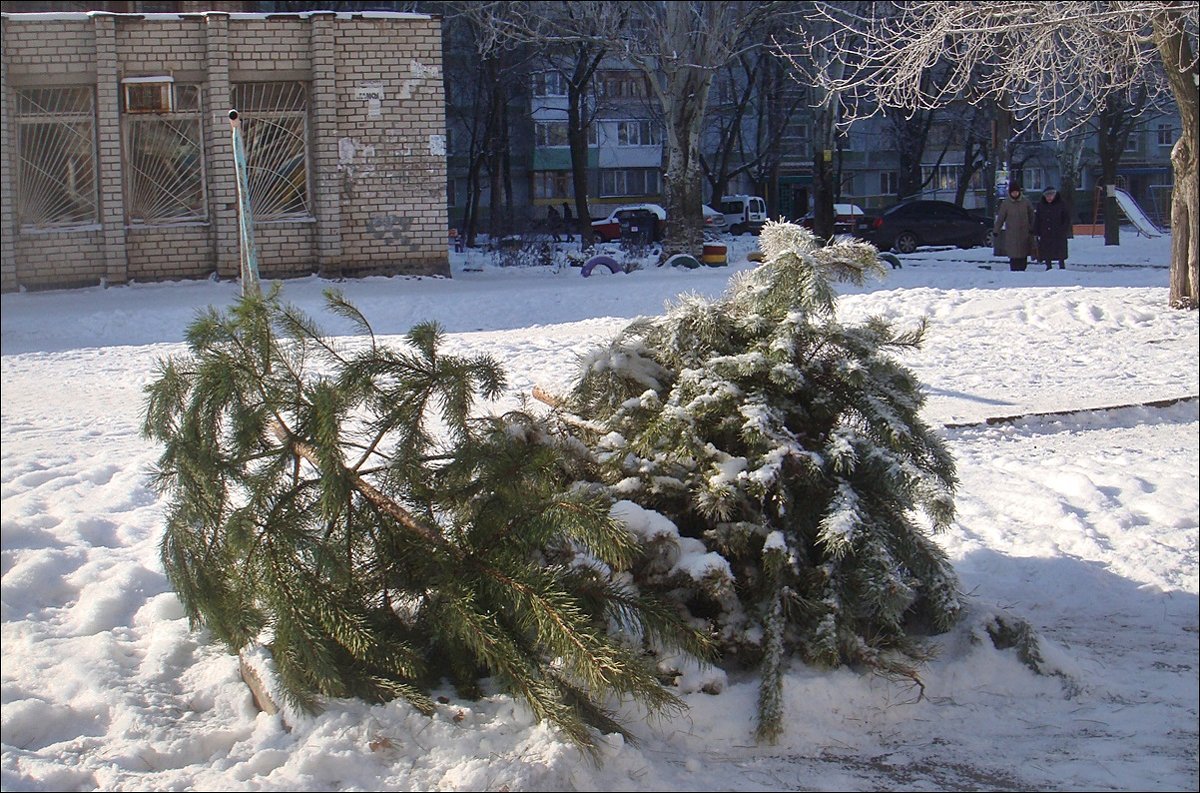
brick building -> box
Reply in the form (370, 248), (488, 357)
(0, 10), (449, 292)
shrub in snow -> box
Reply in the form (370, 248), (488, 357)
(560, 220), (965, 741)
(141, 287), (707, 756)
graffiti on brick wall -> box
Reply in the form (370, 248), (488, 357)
(368, 215), (412, 243)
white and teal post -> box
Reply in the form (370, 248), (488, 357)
(229, 109), (260, 296)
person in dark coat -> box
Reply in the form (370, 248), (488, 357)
(1035, 186), (1070, 270)
(994, 181), (1037, 271)
(561, 202), (573, 239)
(546, 204), (562, 242)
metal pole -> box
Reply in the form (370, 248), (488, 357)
(229, 109), (260, 297)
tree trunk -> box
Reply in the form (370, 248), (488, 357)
(1099, 106), (1122, 248)
(811, 99), (838, 240)
(501, 100), (514, 233)
(663, 135), (705, 257)
(1056, 134), (1085, 234)
(1096, 92), (1142, 248)
(989, 98), (1012, 218)
(659, 61), (711, 258)
(566, 52), (601, 249)
(485, 67), (504, 241)
(1153, 8), (1199, 309)
(954, 130), (985, 208)
(465, 153), (484, 247)
(566, 92), (594, 246)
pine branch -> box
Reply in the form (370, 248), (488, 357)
(532, 385), (609, 435)
(269, 420), (448, 549)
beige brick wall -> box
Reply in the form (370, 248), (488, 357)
(2, 20), (96, 80)
(331, 16), (448, 277)
(126, 225), (212, 282)
(229, 19), (311, 73)
(1, 11), (448, 293)
(116, 17), (207, 75)
(13, 229), (105, 289)
(256, 221), (317, 280)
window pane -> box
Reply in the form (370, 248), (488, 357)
(125, 117), (204, 222)
(124, 83), (171, 113)
(123, 83), (204, 224)
(233, 81), (306, 113)
(175, 84), (201, 111)
(18, 86), (93, 116)
(15, 87), (97, 228)
(233, 82), (311, 220)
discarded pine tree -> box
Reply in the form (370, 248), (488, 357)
(142, 287), (706, 754)
(557, 220), (965, 741)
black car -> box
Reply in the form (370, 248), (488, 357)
(853, 200), (994, 254)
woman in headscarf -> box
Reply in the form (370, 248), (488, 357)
(1035, 186), (1071, 270)
(994, 181), (1037, 271)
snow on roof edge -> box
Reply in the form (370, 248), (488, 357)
(0, 11), (431, 22)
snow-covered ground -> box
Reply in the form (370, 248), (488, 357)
(2, 230), (1197, 791)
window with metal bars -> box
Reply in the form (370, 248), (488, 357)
(14, 86), (99, 229)
(231, 82), (311, 221)
(122, 82), (206, 224)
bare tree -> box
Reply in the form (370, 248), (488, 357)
(1096, 87), (1150, 243)
(607, 2), (789, 255)
(536, 3), (630, 249)
(799, 0), (1198, 308)
(445, 2), (537, 245)
(700, 30), (810, 210)
(494, 2), (795, 255)
(951, 102), (994, 209)
(888, 105), (952, 199)
(771, 2), (873, 239)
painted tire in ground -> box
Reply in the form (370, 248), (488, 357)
(666, 253), (702, 269)
(701, 243), (728, 266)
(581, 255), (624, 277)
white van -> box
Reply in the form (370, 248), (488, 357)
(719, 195), (768, 235)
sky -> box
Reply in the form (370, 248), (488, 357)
(2, 228), (1197, 792)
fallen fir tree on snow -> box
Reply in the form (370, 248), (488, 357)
(141, 288), (708, 756)
(548, 220), (965, 741)
(142, 220), (965, 751)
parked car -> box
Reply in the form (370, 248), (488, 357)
(798, 203), (865, 235)
(719, 194), (768, 235)
(853, 200), (993, 253)
(590, 203), (726, 242)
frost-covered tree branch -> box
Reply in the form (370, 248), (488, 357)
(781, 0), (1198, 308)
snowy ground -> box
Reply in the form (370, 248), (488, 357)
(2, 230), (1197, 791)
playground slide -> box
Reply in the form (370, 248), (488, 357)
(1114, 188), (1163, 237)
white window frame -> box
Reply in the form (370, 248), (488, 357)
(535, 121), (569, 148)
(599, 167), (660, 197)
(535, 122), (597, 148)
(532, 71), (568, 97)
(533, 170), (574, 199)
(597, 71), (648, 99)
(616, 120), (660, 147)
